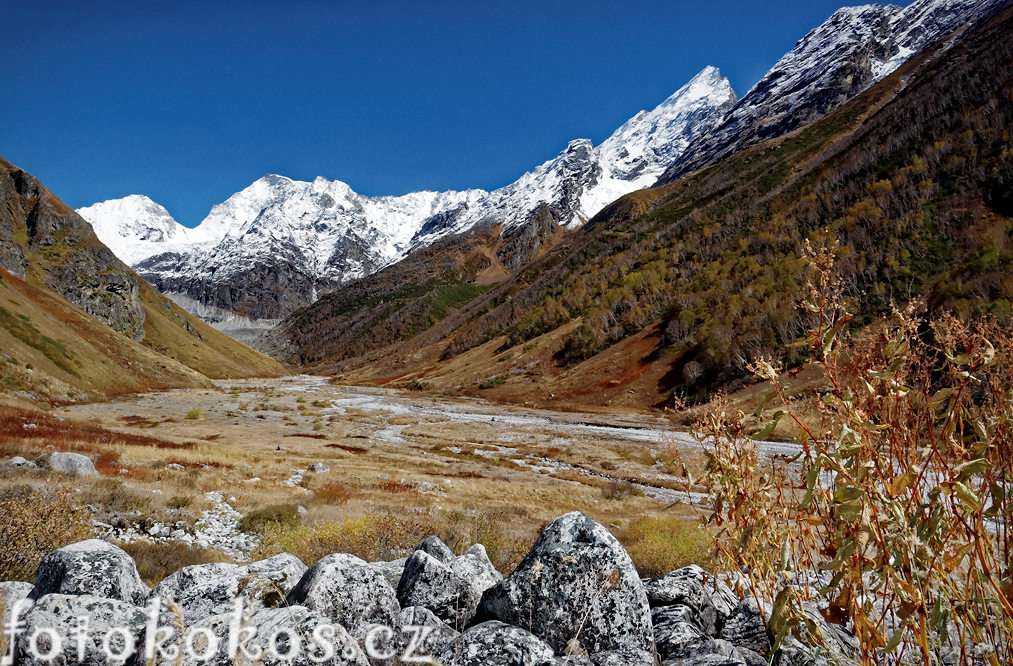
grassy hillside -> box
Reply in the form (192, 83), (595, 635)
(276, 6), (1013, 412)
(0, 158), (286, 401)
(0, 269), (209, 400)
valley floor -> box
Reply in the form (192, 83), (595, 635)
(26, 375), (793, 575)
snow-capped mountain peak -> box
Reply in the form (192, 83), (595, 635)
(659, 0), (1007, 183)
(77, 64), (736, 323)
(595, 65), (736, 192)
(77, 195), (196, 265)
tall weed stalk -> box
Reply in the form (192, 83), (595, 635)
(699, 242), (1012, 665)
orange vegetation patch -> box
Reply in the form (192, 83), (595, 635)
(0, 405), (196, 459)
(378, 480), (414, 493)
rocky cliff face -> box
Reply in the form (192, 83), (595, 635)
(657, 0), (1009, 183)
(0, 161), (147, 340)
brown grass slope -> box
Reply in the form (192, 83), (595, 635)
(272, 6), (1013, 413)
(0, 158), (286, 401)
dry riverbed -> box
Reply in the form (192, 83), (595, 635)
(4, 375), (797, 577)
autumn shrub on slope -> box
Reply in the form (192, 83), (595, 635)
(701, 244), (1012, 664)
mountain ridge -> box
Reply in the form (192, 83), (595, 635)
(77, 66), (736, 323)
(656, 0), (1006, 183)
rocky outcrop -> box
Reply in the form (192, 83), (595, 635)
(0, 160), (147, 340)
(31, 539), (148, 605)
(476, 511), (653, 656)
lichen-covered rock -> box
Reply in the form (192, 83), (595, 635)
(396, 550), (480, 630)
(368, 557), (407, 590)
(0, 581), (34, 604)
(287, 553), (400, 637)
(32, 539), (148, 605)
(452, 543), (503, 595)
(662, 654), (756, 666)
(359, 605), (458, 666)
(47, 452), (98, 476)
(0, 581), (34, 624)
(720, 597), (770, 656)
(653, 604), (711, 660)
(661, 638), (766, 666)
(151, 604), (369, 666)
(414, 535), (455, 564)
(438, 621), (557, 666)
(589, 647), (657, 665)
(16, 594), (148, 665)
(644, 565), (738, 635)
(150, 553), (306, 624)
(477, 511), (653, 655)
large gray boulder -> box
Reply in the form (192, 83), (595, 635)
(584, 648), (657, 665)
(644, 565), (738, 635)
(368, 557), (407, 590)
(287, 553), (400, 637)
(720, 597), (771, 656)
(47, 452), (97, 476)
(653, 604), (711, 660)
(32, 539), (148, 605)
(359, 605), (458, 666)
(414, 535), (456, 564)
(150, 553), (306, 624)
(477, 511), (653, 655)
(453, 543), (503, 594)
(438, 621), (556, 666)
(395, 540), (503, 630)
(17, 594), (147, 665)
(149, 605), (369, 666)
(396, 550), (481, 630)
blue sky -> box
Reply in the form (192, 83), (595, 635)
(4, 0), (868, 226)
